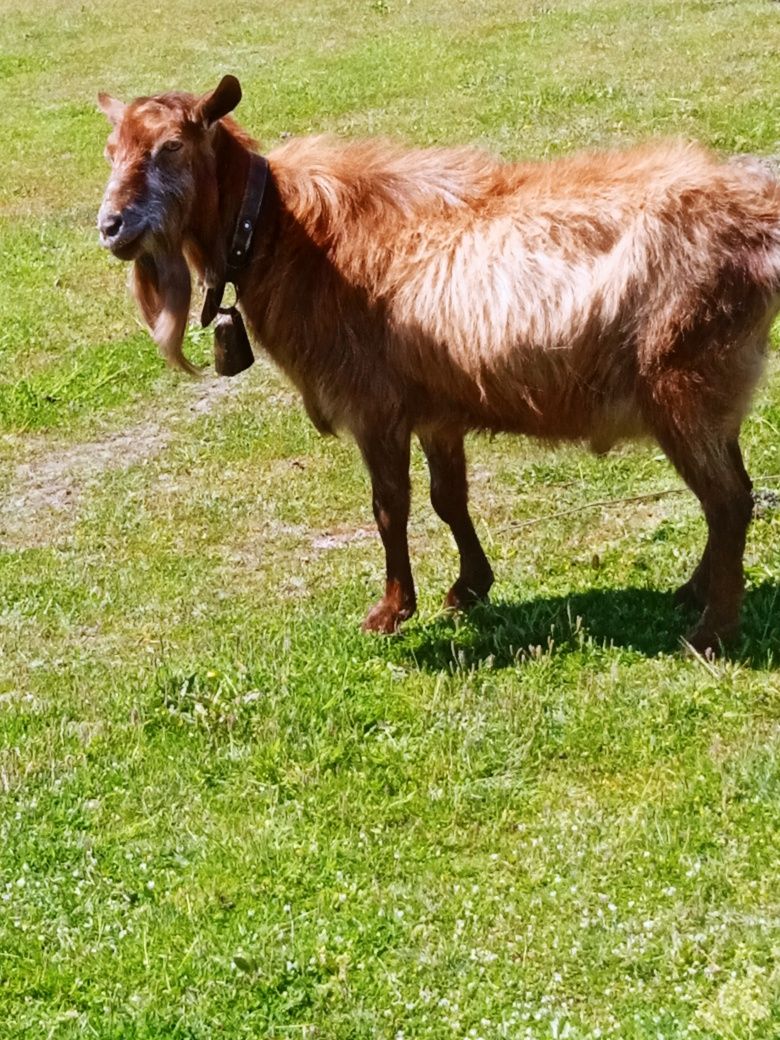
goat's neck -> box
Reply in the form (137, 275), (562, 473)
(187, 125), (255, 289)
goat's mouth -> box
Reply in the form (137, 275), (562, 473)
(100, 224), (148, 261)
(109, 229), (147, 261)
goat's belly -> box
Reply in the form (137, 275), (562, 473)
(585, 398), (649, 453)
(427, 360), (647, 450)
(483, 398), (646, 450)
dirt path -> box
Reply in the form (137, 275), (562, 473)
(0, 376), (239, 548)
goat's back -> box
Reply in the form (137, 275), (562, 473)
(260, 138), (780, 442)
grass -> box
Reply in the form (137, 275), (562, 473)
(1, 0), (780, 1037)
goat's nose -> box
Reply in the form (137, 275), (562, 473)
(99, 212), (123, 239)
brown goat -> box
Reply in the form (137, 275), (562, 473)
(97, 76), (780, 653)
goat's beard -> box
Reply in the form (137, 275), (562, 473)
(131, 249), (199, 375)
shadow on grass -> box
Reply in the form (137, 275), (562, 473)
(395, 580), (780, 672)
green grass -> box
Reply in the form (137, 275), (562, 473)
(1, 0), (780, 1037)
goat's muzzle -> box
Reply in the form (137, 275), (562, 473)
(97, 206), (147, 260)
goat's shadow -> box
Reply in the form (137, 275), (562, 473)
(394, 581), (780, 671)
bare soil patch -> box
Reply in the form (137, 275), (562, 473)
(0, 377), (238, 548)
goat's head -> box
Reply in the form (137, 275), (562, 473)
(97, 75), (242, 258)
(97, 76), (242, 373)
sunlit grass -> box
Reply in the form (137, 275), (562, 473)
(0, 1), (779, 1037)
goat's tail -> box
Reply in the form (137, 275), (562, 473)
(729, 153), (780, 295)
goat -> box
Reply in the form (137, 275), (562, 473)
(97, 75), (780, 653)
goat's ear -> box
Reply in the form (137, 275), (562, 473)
(97, 92), (126, 126)
(195, 75), (242, 128)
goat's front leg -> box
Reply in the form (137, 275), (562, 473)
(359, 425), (416, 634)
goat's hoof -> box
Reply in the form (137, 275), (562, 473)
(673, 579), (707, 611)
(444, 574), (493, 611)
(684, 619), (739, 657)
(362, 600), (414, 635)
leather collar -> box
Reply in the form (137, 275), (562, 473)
(201, 152), (269, 327)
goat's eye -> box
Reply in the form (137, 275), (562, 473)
(162, 139), (183, 152)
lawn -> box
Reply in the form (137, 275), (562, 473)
(1, 0), (779, 1037)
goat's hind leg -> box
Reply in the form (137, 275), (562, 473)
(419, 429), (494, 610)
(673, 537), (711, 611)
(673, 441), (753, 612)
(657, 429), (753, 653)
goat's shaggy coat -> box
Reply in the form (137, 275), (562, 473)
(98, 76), (780, 651)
